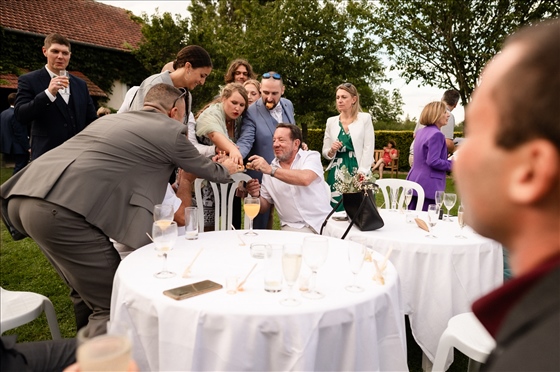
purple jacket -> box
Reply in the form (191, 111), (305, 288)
(406, 125), (452, 200)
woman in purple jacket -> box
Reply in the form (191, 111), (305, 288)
(407, 101), (452, 211)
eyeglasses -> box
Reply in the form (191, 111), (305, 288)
(172, 88), (187, 110)
(262, 72), (281, 80)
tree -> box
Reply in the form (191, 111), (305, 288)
(186, 0), (403, 135)
(373, 0), (560, 105)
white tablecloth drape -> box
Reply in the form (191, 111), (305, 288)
(323, 210), (503, 368)
(111, 230), (408, 371)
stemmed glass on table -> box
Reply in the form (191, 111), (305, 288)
(456, 205), (467, 239)
(152, 221), (178, 278)
(426, 204), (439, 239)
(243, 197), (260, 236)
(404, 188), (413, 211)
(302, 236), (329, 299)
(154, 204), (174, 225)
(443, 193), (457, 221)
(346, 237), (366, 292)
(389, 187), (399, 212)
(280, 244), (303, 306)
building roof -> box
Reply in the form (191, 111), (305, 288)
(0, 0), (143, 51)
(0, 71), (107, 97)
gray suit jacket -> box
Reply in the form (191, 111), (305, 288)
(0, 110), (231, 248)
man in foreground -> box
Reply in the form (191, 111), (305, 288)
(246, 124), (331, 234)
(1, 84), (237, 337)
(453, 20), (559, 371)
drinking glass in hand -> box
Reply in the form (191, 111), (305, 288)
(59, 70), (69, 95)
(280, 243), (303, 306)
(456, 205), (467, 239)
(346, 237), (366, 292)
(426, 204), (439, 238)
(152, 221), (178, 278)
(153, 204), (174, 224)
(243, 197), (260, 236)
(302, 236), (329, 299)
(443, 193), (457, 221)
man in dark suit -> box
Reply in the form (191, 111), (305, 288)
(0, 93), (29, 174)
(237, 71), (296, 229)
(453, 20), (559, 371)
(15, 33), (97, 160)
(1, 83), (237, 337)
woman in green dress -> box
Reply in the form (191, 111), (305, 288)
(322, 83), (375, 210)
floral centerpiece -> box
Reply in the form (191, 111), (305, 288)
(333, 165), (379, 194)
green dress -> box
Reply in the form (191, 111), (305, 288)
(326, 121), (359, 211)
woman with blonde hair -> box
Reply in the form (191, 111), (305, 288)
(243, 79), (261, 106)
(322, 83), (375, 210)
(406, 101), (452, 211)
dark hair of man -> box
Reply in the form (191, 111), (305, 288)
(173, 45), (212, 70)
(44, 33), (71, 51)
(144, 83), (183, 112)
(442, 89), (460, 107)
(277, 123), (302, 149)
(7, 93), (17, 106)
(224, 59), (256, 84)
(493, 19), (560, 150)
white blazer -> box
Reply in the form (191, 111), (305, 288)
(322, 112), (375, 175)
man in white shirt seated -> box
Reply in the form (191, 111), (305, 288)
(246, 123), (331, 234)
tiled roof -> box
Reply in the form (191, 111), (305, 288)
(0, 0), (143, 51)
(0, 71), (107, 97)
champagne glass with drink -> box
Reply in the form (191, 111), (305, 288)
(59, 69), (69, 96)
(152, 221), (178, 278)
(280, 243), (303, 306)
(456, 205), (467, 239)
(243, 196), (260, 236)
(153, 204), (174, 224)
(404, 188), (413, 210)
(443, 193), (457, 221)
(302, 236), (329, 299)
(426, 204), (439, 239)
(435, 190), (444, 219)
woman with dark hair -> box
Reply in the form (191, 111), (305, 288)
(224, 59), (256, 84)
(322, 83), (375, 210)
(406, 101), (452, 211)
(371, 139), (398, 179)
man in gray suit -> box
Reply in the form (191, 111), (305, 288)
(453, 20), (559, 371)
(1, 84), (237, 336)
(237, 71), (296, 229)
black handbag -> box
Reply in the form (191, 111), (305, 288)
(320, 188), (384, 239)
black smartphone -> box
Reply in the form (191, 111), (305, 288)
(163, 280), (223, 300)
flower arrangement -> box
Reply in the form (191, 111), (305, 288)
(333, 165), (379, 194)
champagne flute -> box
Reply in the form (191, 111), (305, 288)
(152, 221), (178, 278)
(154, 204), (174, 224)
(435, 190), (445, 219)
(59, 69), (69, 96)
(243, 197), (260, 236)
(443, 193), (457, 221)
(426, 204), (439, 238)
(346, 237), (366, 292)
(302, 236), (329, 299)
(456, 205), (467, 239)
(280, 243), (303, 306)
(404, 188), (413, 211)
(389, 186), (398, 212)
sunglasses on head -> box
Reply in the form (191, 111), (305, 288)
(172, 88), (187, 110)
(343, 82), (353, 88)
(262, 72), (281, 80)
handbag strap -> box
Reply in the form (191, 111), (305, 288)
(319, 198), (343, 235)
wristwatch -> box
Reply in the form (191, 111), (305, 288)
(270, 165), (279, 177)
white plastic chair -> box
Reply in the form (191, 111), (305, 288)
(194, 173), (252, 231)
(432, 312), (496, 372)
(0, 287), (61, 339)
(375, 179), (425, 211)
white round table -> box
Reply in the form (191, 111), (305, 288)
(110, 230), (408, 371)
(322, 209), (503, 369)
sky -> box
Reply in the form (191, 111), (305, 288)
(99, 1), (464, 123)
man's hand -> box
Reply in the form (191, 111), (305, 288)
(248, 155), (272, 175)
(217, 156), (239, 175)
(246, 179), (261, 197)
(48, 75), (69, 96)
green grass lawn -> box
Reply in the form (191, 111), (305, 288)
(1, 166), (467, 371)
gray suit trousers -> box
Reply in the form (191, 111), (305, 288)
(7, 197), (120, 337)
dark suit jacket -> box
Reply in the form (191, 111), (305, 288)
(14, 67), (97, 160)
(0, 107), (29, 155)
(482, 267), (560, 371)
(1, 110), (232, 249)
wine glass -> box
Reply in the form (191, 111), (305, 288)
(59, 70), (69, 96)
(443, 193), (457, 221)
(456, 205), (467, 239)
(152, 221), (178, 278)
(404, 188), (413, 211)
(243, 197), (260, 236)
(153, 204), (174, 224)
(346, 237), (366, 292)
(280, 243), (303, 306)
(389, 187), (398, 212)
(302, 236), (329, 299)
(426, 204), (439, 238)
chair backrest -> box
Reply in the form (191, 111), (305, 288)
(194, 173), (252, 231)
(375, 179), (425, 211)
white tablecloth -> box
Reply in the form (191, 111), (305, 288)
(110, 230), (408, 371)
(323, 210), (503, 367)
